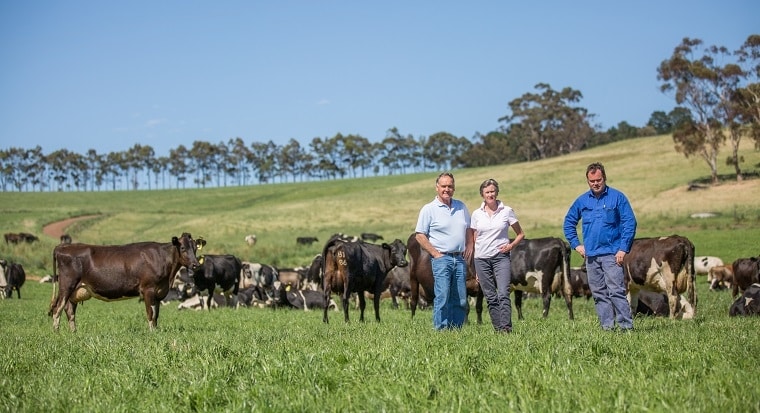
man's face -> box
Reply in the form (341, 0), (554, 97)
(587, 169), (606, 196)
(436, 175), (455, 203)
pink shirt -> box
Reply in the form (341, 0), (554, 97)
(471, 200), (519, 259)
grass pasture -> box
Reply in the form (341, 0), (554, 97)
(1, 133), (760, 412)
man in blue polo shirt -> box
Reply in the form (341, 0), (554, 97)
(415, 172), (473, 330)
(564, 162), (637, 331)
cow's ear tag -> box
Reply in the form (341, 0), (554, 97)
(198, 255), (205, 265)
(196, 238), (205, 251)
(285, 285), (291, 292)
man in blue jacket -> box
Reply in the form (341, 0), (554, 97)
(564, 162), (637, 331)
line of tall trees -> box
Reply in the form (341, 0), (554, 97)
(0, 83), (661, 193)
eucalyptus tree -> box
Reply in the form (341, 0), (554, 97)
(499, 83), (595, 161)
(22, 146), (46, 192)
(188, 141), (215, 188)
(460, 131), (517, 167)
(227, 137), (252, 186)
(250, 140), (279, 184)
(46, 149), (76, 191)
(84, 149), (103, 191)
(125, 144), (155, 190)
(424, 132), (461, 171)
(308, 136), (342, 180)
(340, 134), (373, 178)
(279, 138), (309, 182)
(733, 35), (760, 151)
(151, 156), (170, 190)
(168, 145), (190, 189)
(0, 147), (40, 191)
(103, 151), (125, 191)
(658, 37), (757, 183)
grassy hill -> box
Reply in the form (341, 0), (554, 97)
(2, 133), (759, 274)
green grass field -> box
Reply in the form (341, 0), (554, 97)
(1, 134), (760, 412)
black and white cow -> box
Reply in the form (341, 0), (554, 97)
(273, 281), (337, 311)
(240, 261), (279, 302)
(730, 257), (760, 300)
(623, 235), (696, 319)
(729, 283), (760, 316)
(510, 237), (574, 320)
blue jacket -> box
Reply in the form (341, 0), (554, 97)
(563, 186), (637, 257)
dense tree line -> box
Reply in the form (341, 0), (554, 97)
(2, 65), (739, 192)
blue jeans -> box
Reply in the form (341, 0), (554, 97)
(586, 254), (633, 330)
(431, 254), (467, 330)
(474, 253), (512, 332)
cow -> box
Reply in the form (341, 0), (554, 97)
(695, 256), (723, 281)
(730, 257), (760, 300)
(510, 237), (574, 320)
(297, 236), (319, 245)
(709, 264), (734, 290)
(273, 281), (337, 311)
(568, 267), (592, 299)
(240, 261), (279, 303)
(634, 290), (672, 317)
(48, 232), (204, 331)
(177, 293), (226, 310)
(407, 233), (484, 324)
(244, 234), (257, 246)
(304, 254), (323, 291)
(160, 267), (195, 305)
(189, 254), (242, 309)
(0, 259), (6, 290)
(3, 262), (25, 299)
(622, 235), (696, 320)
(276, 267), (308, 291)
(322, 235), (408, 323)
(361, 233), (384, 242)
(19, 232), (39, 243)
(729, 283), (760, 317)
(4, 233), (24, 244)
(236, 285), (269, 308)
(60, 234), (72, 245)
(386, 265), (412, 309)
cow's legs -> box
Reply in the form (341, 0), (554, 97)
(64, 301), (78, 332)
(341, 292), (351, 322)
(514, 290), (524, 320)
(541, 292), (552, 318)
(358, 292), (367, 322)
(562, 291), (574, 320)
(323, 289), (332, 323)
(372, 292), (381, 322)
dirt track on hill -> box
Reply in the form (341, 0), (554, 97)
(42, 215), (100, 240)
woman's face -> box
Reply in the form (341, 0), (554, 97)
(481, 184), (498, 202)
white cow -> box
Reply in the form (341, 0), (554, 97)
(695, 256), (724, 281)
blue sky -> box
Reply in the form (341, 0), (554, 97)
(1, 1), (757, 156)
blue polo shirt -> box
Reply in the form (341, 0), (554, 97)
(416, 197), (471, 253)
(563, 186), (637, 257)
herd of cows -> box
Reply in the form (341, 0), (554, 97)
(1, 230), (759, 330)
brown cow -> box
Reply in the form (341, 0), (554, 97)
(622, 235), (696, 319)
(708, 264), (734, 290)
(48, 233), (204, 331)
(322, 235), (408, 323)
(407, 233), (484, 324)
(730, 257), (760, 300)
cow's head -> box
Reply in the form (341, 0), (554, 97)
(385, 239), (409, 268)
(173, 233), (204, 270)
